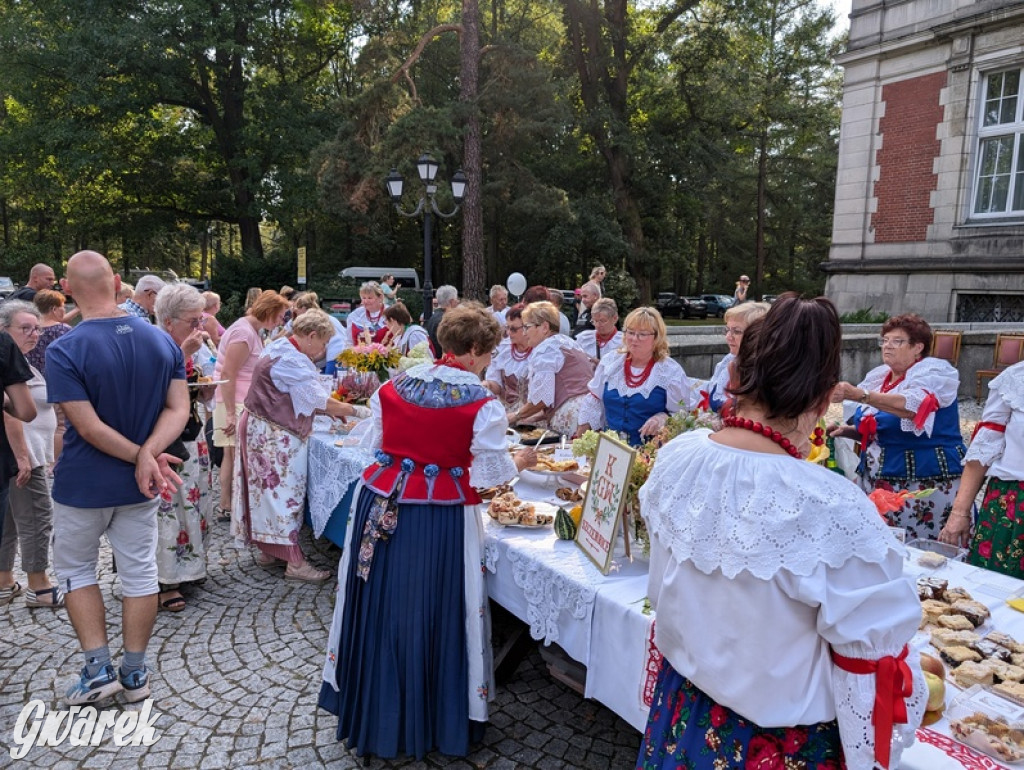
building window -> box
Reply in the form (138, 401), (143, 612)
(972, 68), (1024, 217)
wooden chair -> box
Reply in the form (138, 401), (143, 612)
(976, 333), (1024, 399)
(930, 330), (963, 367)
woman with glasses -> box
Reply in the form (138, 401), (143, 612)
(576, 307), (694, 446)
(830, 314), (966, 540)
(508, 301), (592, 435)
(574, 298), (622, 364)
(702, 302), (770, 414)
(151, 285), (215, 612)
(483, 305), (531, 409)
(0, 300), (62, 608)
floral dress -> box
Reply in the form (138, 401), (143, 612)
(156, 360), (212, 586)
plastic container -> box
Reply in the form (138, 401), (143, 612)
(947, 685), (1024, 764)
(905, 538), (968, 568)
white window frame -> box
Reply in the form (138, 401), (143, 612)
(970, 66), (1024, 219)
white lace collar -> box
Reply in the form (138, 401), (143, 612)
(533, 334), (581, 356)
(262, 336), (303, 362)
(992, 360), (1024, 412)
(405, 361), (484, 386)
(601, 350), (681, 399)
(640, 430), (897, 579)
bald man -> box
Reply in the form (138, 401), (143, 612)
(8, 263), (57, 303)
(45, 251), (189, 706)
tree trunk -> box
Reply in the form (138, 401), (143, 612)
(460, 0), (485, 301)
(754, 131), (768, 290)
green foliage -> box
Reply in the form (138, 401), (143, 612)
(840, 307), (890, 324)
(604, 270), (639, 312)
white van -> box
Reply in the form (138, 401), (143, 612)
(339, 267), (420, 290)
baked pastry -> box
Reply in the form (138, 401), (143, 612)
(987, 632), (1023, 654)
(930, 628), (981, 648)
(917, 551), (948, 568)
(994, 681), (1024, 705)
(940, 645), (983, 666)
(533, 456), (580, 473)
(973, 639), (1013, 663)
(937, 614), (975, 631)
(920, 599), (952, 626)
(1012, 652), (1024, 668)
(952, 660), (995, 688)
(946, 586), (975, 603)
(917, 577), (948, 601)
(951, 599), (991, 627)
(986, 660), (1024, 683)
(950, 712), (1024, 763)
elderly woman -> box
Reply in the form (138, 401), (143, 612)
(638, 295), (925, 770)
(939, 359), (1024, 576)
(830, 314), (966, 540)
(235, 309), (355, 583)
(346, 281), (389, 346)
(0, 301), (62, 608)
(151, 285), (214, 612)
(576, 307), (694, 446)
(483, 305), (531, 410)
(574, 297), (622, 363)
(510, 301), (592, 435)
(383, 302), (430, 355)
(702, 301), (770, 413)
(320, 305), (536, 759)
(201, 291), (224, 348)
(212, 289), (290, 523)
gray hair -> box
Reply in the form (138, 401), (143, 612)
(581, 281), (602, 299)
(155, 283), (205, 327)
(135, 274), (167, 294)
(0, 300), (40, 329)
(202, 291), (220, 310)
(591, 297), (618, 319)
(291, 308), (335, 339)
(435, 285), (458, 307)
(489, 284), (507, 300)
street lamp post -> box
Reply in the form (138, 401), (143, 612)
(386, 154), (466, 323)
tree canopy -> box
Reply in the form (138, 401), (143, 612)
(0, 0), (843, 305)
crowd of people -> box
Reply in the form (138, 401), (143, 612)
(0, 257), (1019, 770)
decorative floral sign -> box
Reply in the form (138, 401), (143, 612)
(576, 433), (636, 574)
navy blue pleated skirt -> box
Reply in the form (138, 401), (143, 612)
(318, 487), (481, 759)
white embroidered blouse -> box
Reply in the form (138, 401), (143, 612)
(525, 334), (589, 407)
(847, 357), (960, 437)
(577, 351), (694, 430)
(262, 338), (330, 419)
(640, 430), (926, 769)
(966, 360), (1024, 480)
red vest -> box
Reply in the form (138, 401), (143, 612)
(362, 377), (491, 504)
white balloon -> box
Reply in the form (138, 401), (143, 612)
(506, 272), (527, 296)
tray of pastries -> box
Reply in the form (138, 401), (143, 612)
(948, 685), (1024, 763)
(487, 491), (555, 527)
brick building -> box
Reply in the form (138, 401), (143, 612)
(824, 0), (1024, 322)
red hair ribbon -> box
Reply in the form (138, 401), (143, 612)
(831, 645), (913, 769)
(971, 420), (1007, 441)
(912, 391), (939, 430)
(697, 389), (710, 411)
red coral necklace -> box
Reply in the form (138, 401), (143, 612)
(623, 356), (656, 388)
(509, 344), (530, 362)
(721, 415), (803, 459)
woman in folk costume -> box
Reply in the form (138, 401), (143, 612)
(234, 309), (355, 583)
(831, 313), (966, 540)
(345, 281), (389, 346)
(700, 301), (769, 414)
(638, 294), (926, 770)
(482, 305), (531, 410)
(319, 305), (536, 759)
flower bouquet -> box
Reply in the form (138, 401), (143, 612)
(398, 340), (433, 371)
(332, 370), (381, 403)
(336, 342), (401, 383)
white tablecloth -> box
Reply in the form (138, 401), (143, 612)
(305, 429), (373, 537)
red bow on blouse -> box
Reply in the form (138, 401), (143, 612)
(912, 391), (939, 430)
(971, 420), (1007, 441)
(831, 645), (913, 769)
(858, 413), (877, 448)
(697, 389), (710, 411)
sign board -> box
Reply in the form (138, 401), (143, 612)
(576, 433), (636, 574)
(297, 246), (307, 285)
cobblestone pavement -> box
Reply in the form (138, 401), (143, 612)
(0, 518), (642, 769)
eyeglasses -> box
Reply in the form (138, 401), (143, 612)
(623, 329), (655, 339)
(522, 323), (539, 331)
(15, 325), (41, 335)
(724, 327), (744, 337)
(507, 325), (524, 333)
(144, 289), (159, 297)
(178, 317), (203, 329)
(878, 337), (909, 348)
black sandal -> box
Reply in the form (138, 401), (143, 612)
(216, 507), (232, 523)
(159, 593), (186, 612)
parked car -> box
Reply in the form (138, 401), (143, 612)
(656, 292), (707, 319)
(701, 294), (734, 318)
(0, 277), (15, 300)
(762, 294), (778, 304)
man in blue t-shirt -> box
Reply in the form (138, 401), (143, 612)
(46, 251), (189, 706)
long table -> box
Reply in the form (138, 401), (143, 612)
(306, 437), (1018, 769)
